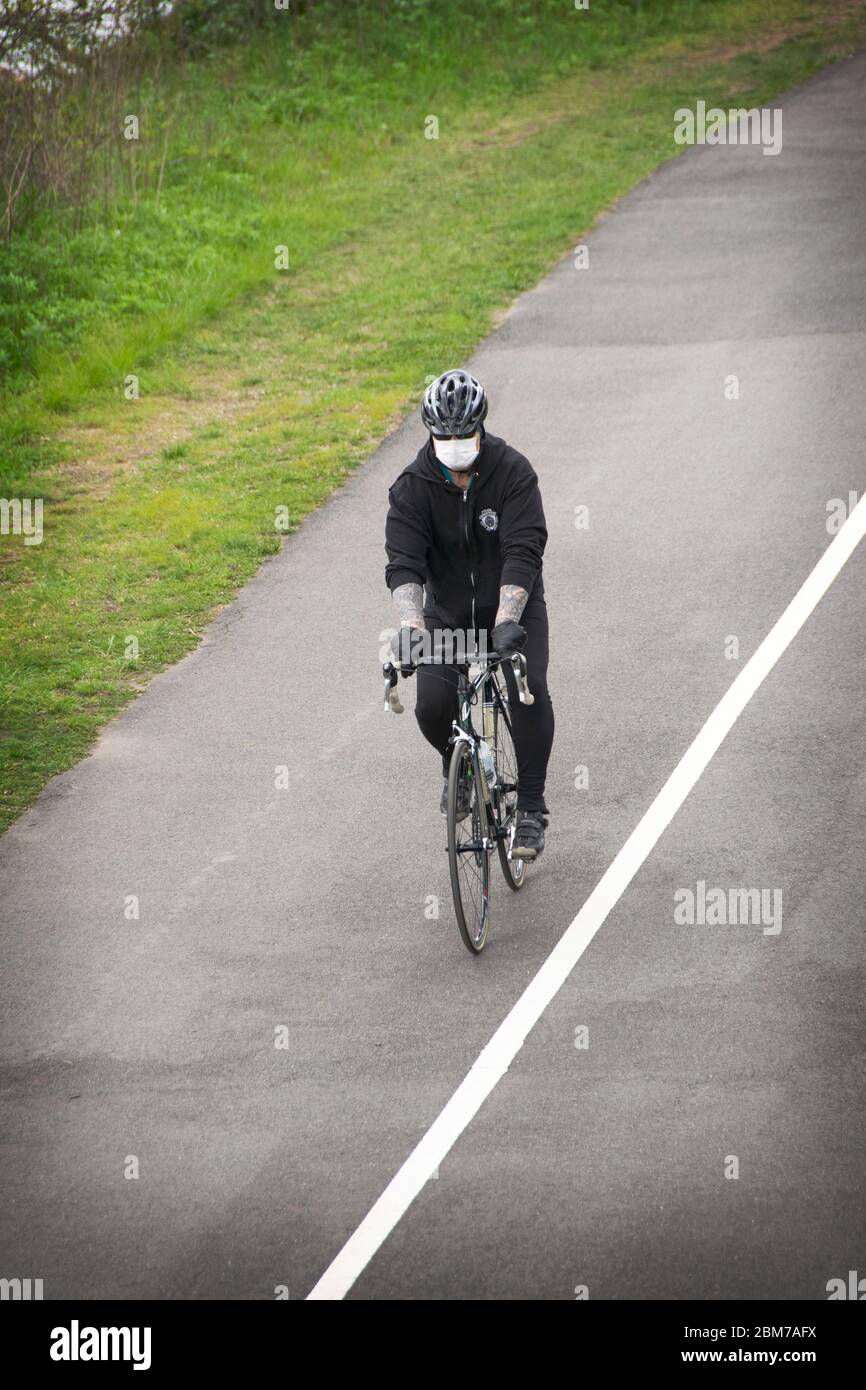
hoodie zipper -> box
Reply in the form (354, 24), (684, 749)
(463, 487), (476, 633)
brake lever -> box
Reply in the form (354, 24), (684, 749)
(511, 652), (535, 705)
(382, 662), (405, 714)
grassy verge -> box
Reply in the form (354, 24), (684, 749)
(1, 0), (864, 831)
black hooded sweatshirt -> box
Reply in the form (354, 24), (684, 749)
(385, 432), (547, 630)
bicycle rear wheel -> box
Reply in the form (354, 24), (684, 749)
(489, 674), (525, 891)
(447, 741), (491, 954)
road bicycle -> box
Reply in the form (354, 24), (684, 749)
(383, 646), (536, 954)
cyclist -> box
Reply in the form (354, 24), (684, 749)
(385, 369), (554, 860)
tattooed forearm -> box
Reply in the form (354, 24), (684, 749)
(495, 584), (529, 626)
(393, 581), (425, 628)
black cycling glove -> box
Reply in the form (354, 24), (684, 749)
(490, 620), (527, 657)
(390, 625), (425, 672)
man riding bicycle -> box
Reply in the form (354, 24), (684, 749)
(385, 369), (555, 860)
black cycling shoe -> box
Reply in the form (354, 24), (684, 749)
(440, 775), (472, 821)
(511, 809), (547, 860)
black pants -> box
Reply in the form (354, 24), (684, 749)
(415, 597), (554, 813)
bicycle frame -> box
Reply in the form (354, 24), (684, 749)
(450, 661), (508, 814)
(382, 649), (532, 843)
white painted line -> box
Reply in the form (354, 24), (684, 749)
(307, 495), (866, 1300)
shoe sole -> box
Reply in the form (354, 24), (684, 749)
(510, 846), (538, 861)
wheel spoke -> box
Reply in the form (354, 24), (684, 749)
(489, 674), (525, 890)
(448, 745), (490, 950)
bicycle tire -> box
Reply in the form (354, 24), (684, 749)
(489, 674), (525, 892)
(447, 741), (491, 954)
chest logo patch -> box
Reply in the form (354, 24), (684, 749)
(479, 508), (499, 533)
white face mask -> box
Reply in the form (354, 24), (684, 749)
(432, 434), (479, 471)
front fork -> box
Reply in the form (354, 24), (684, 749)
(448, 722), (496, 855)
(449, 721), (490, 795)
(452, 718), (517, 856)
(449, 720), (503, 826)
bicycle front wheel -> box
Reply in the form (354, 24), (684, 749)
(447, 741), (491, 954)
(490, 675), (525, 892)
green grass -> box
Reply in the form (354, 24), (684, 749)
(1, 0), (865, 830)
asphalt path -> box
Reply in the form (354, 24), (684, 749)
(1, 52), (865, 1301)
